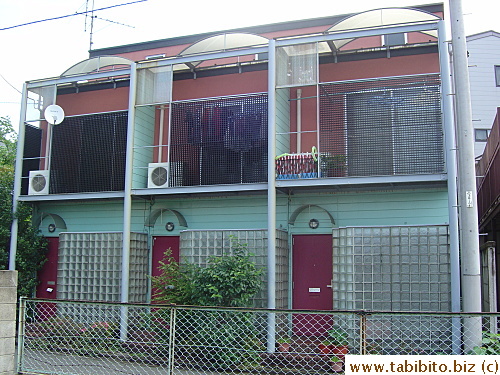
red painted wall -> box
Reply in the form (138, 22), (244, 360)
(172, 70), (267, 101)
(56, 86), (129, 116)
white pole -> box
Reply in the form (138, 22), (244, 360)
(120, 62), (138, 341)
(437, 19), (462, 354)
(267, 38), (277, 353)
(9, 83), (28, 270)
(448, 0), (482, 352)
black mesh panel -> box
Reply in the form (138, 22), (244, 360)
(21, 124), (43, 195)
(171, 95), (268, 186)
(50, 111), (128, 193)
(319, 74), (444, 177)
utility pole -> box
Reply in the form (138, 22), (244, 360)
(448, 0), (482, 352)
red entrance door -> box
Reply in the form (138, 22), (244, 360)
(292, 234), (333, 335)
(151, 236), (180, 300)
(36, 237), (59, 320)
(36, 237), (59, 299)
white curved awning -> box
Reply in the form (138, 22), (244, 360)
(61, 56), (133, 77)
(325, 8), (440, 51)
(179, 33), (269, 56)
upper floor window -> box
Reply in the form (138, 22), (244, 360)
(495, 66), (500, 87)
(475, 128), (490, 142)
(383, 33), (406, 47)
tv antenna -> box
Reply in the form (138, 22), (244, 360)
(84, 0), (137, 50)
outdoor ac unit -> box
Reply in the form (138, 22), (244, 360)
(28, 170), (50, 195)
(148, 162), (183, 188)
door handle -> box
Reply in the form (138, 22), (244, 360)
(327, 285), (332, 288)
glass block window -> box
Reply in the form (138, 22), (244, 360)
(57, 232), (148, 303)
(320, 74), (444, 177)
(332, 225), (450, 312)
(276, 43), (318, 87)
(50, 111), (128, 193)
(170, 94), (268, 186)
(180, 229), (288, 308)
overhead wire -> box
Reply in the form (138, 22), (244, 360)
(0, 0), (148, 31)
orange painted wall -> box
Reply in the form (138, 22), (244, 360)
(172, 70), (268, 101)
(56, 86), (129, 116)
(320, 53), (439, 82)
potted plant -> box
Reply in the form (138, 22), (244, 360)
(318, 327), (349, 356)
(320, 154), (346, 177)
(276, 336), (292, 352)
(330, 355), (344, 372)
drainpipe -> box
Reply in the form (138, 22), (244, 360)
(438, 19), (461, 354)
(9, 83), (28, 270)
(449, 0), (482, 352)
(120, 62), (138, 340)
(267, 38), (277, 353)
(296, 89), (302, 153)
(158, 106), (165, 163)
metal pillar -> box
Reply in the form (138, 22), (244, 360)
(438, 19), (462, 354)
(9, 83), (28, 270)
(120, 62), (138, 340)
(267, 38), (277, 353)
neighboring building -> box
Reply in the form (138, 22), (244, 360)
(476, 107), (500, 312)
(467, 31), (500, 158)
(12, 4), (460, 318)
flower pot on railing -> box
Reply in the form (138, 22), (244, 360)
(275, 152), (318, 179)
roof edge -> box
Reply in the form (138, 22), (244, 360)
(89, 3), (443, 58)
(467, 30), (500, 41)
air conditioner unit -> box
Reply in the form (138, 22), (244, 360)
(148, 162), (183, 188)
(28, 170), (50, 195)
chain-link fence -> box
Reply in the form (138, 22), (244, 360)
(18, 298), (500, 375)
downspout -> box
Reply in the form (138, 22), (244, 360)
(296, 89), (302, 153)
(437, 19), (461, 354)
(267, 38), (277, 353)
(120, 62), (138, 340)
(9, 83), (28, 270)
(158, 106), (165, 163)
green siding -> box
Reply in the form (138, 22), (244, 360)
(275, 88), (290, 157)
(132, 106), (155, 189)
(37, 200), (125, 236)
(36, 188), (449, 237)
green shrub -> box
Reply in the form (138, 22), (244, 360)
(471, 332), (500, 355)
(151, 237), (263, 307)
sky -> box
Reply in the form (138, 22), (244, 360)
(0, 0), (498, 129)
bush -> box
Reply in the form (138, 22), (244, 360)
(151, 237), (263, 307)
(151, 237), (264, 370)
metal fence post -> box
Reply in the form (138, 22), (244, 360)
(358, 312), (368, 355)
(16, 297), (26, 373)
(167, 305), (177, 375)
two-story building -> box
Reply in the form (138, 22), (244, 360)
(466, 30), (500, 158)
(12, 4), (459, 317)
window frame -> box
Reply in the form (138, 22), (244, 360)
(495, 65), (500, 87)
(475, 128), (490, 142)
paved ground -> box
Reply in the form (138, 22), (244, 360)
(20, 350), (230, 375)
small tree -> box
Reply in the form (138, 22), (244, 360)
(0, 116), (47, 297)
(150, 248), (195, 305)
(190, 239), (263, 307)
(151, 237), (264, 370)
(151, 237), (263, 307)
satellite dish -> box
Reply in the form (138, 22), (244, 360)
(44, 105), (65, 125)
